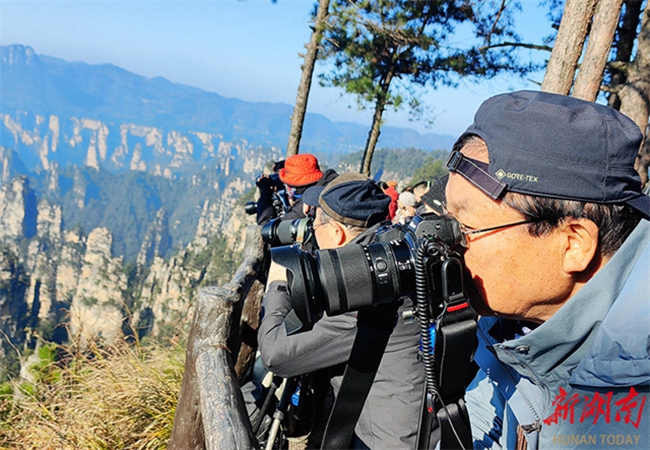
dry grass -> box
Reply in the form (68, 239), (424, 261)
(0, 338), (185, 450)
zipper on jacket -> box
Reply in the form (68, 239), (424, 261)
(477, 326), (545, 446)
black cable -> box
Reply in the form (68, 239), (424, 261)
(415, 238), (468, 450)
(433, 392), (468, 450)
(415, 240), (436, 393)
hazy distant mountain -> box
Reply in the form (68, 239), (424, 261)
(0, 44), (455, 158)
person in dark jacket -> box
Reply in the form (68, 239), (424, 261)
(258, 172), (436, 449)
(255, 153), (338, 225)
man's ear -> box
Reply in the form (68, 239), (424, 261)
(560, 219), (600, 274)
(330, 221), (348, 246)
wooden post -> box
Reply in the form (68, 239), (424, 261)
(168, 226), (267, 450)
(195, 286), (257, 449)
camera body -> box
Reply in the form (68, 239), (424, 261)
(246, 172), (289, 216)
(265, 173), (285, 191)
(270, 213), (465, 333)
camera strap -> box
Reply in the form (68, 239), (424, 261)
(433, 305), (477, 450)
(319, 303), (399, 450)
(430, 256), (478, 450)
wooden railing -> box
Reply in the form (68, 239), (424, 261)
(168, 225), (267, 450)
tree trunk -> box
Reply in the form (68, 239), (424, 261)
(542, 0), (597, 95)
(608, 0), (643, 109)
(360, 72), (394, 176)
(573, 0), (623, 101)
(618, 4), (650, 185)
(286, 0), (331, 157)
(640, 128), (650, 188)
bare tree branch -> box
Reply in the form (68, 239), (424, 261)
(573, 0), (623, 101)
(542, 0), (597, 95)
(478, 41), (553, 52)
(485, 0), (508, 46)
(607, 60), (633, 76)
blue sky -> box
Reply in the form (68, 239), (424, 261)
(1, 0), (553, 138)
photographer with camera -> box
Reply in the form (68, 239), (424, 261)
(258, 172), (435, 449)
(255, 153), (338, 225)
(446, 91), (650, 449)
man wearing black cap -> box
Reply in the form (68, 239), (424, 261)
(445, 90), (650, 449)
(258, 173), (433, 449)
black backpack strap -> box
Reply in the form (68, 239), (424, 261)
(320, 303), (399, 450)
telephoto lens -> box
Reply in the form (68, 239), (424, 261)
(244, 201), (258, 215)
(270, 213), (465, 332)
(261, 217), (314, 247)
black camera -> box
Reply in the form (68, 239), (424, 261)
(270, 213), (467, 332)
(270, 213), (479, 446)
(261, 217), (314, 247)
(255, 172), (285, 194)
(246, 169), (290, 216)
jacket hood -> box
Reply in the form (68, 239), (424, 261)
(492, 220), (650, 389)
(570, 219), (650, 387)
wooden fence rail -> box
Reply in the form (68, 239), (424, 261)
(168, 225), (267, 450)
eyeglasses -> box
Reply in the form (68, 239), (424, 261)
(456, 218), (537, 248)
(312, 220), (330, 231)
(432, 201), (536, 244)
(460, 219), (536, 237)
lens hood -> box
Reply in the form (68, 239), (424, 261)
(270, 245), (323, 332)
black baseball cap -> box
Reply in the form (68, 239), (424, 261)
(446, 90), (650, 219)
(302, 172), (390, 227)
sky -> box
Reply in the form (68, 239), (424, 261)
(1, 0), (553, 138)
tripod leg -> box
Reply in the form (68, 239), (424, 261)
(265, 411), (285, 450)
(264, 377), (299, 450)
(253, 375), (283, 434)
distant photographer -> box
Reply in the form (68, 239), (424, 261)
(258, 173), (436, 449)
(255, 153), (337, 225)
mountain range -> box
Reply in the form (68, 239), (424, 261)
(1, 43), (455, 169)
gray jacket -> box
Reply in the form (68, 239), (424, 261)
(258, 225), (428, 449)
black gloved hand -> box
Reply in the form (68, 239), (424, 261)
(257, 175), (274, 190)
